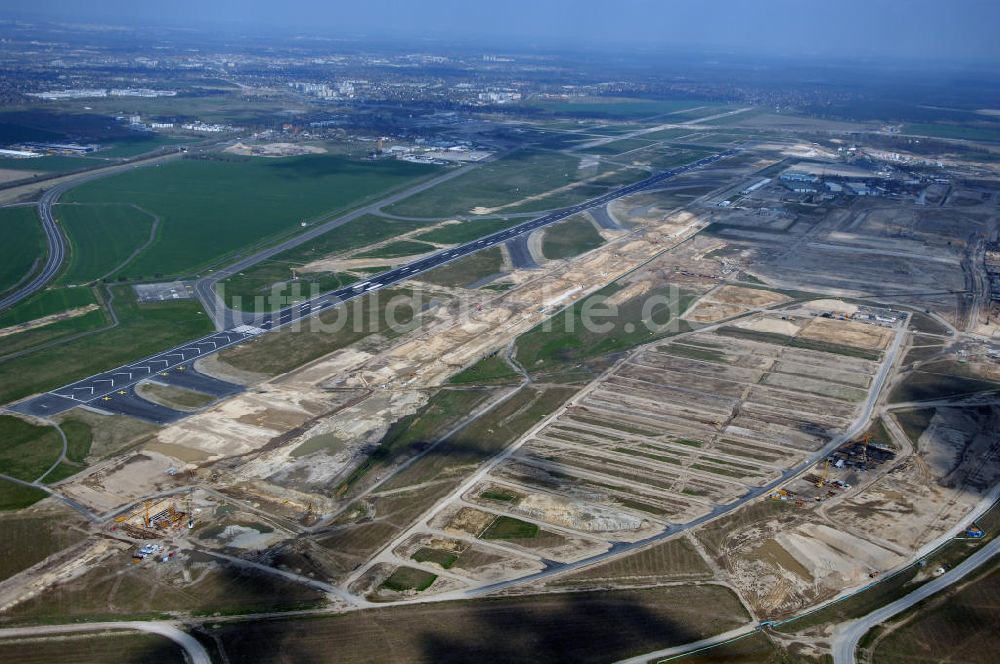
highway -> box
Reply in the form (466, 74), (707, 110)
(0, 188), (66, 311)
(832, 535), (1000, 664)
(0, 151), (186, 312)
(9, 150), (734, 418)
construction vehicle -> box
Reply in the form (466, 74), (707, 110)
(815, 459), (830, 488)
(964, 523), (985, 538)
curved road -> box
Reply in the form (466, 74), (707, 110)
(832, 535), (1000, 664)
(0, 190), (66, 311)
(0, 621), (209, 664)
(0, 151), (185, 312)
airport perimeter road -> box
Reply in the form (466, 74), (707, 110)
(832, 536), (1000, 664)
(0, 151), (185, 312)
(0, 621), (210, 664)
(9, 150), (732, 417)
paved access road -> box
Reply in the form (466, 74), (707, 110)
(9, 150), (733, 418)
(0, 151), (185, 312)
(832, 535), (1000, 664)
(0, 188), (66, 311)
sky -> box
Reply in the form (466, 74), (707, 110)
(5, 0), (1000, 63)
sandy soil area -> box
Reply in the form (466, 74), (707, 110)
(798, 317), (893, 350)
(224, 142), (326, 157)
(0, 304), (99, 338)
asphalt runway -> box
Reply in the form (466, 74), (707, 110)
(89, 386), (186, 424)
(9, 149), (733, 419)
(505, 234), (540, 269)
(589, 204), (624, 230)
(152, 364), (243, 397)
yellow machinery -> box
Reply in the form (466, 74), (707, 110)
(816, 459), (830, 488)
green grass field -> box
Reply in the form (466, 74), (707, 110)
(418, 247), (504, 288)
(412, 547), (458, 569)
(515, 283), (695, 377)
(0, 206), (44, 296)
(93, 134), (193, 159)
(221, 265), (357, 312)
(0, 482), (49, 511)
(481, 515), (540, 540)
(0, 155), (98, 173)
(381, 566), (438, 592)
(541, 214), (605, 260)
(218, 214), (428, 311)
(0, 415), (63, 483)
(0, 286), (214, 404)
(413, 218), (523, 244)
(0, 310), (107, 360)
(56, 204), (155, 284)
(386, 149), (582, 218)
(448, 354), (521, 385)
(380, 386), (579, 493)
(353, 239), (436, 258)
(0, 286), (97, 327)
(219, 287), (419, 376)
(64, 155), (438, 278)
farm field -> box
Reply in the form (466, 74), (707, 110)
(55, 204), (155, 284)
(211, 585), (750, 664)
(64, 155), (437, 278)
(0, 206), (44, 296)
(0, 633), (186, 664)
(0, 510), (84, 580)
(3, 547), (327, 624)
